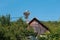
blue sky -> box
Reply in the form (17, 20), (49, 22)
(0, 0), (60, 21)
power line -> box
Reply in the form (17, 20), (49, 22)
(10, 17), (20, 19)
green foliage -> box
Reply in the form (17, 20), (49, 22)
(0, 15), (34, 40)
(0, 14), (10, 26)
(37, 21), (60, 40)
(0, 15), (60, 40)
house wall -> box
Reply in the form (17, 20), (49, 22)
(29, 20), (47, 34)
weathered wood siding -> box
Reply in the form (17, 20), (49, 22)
(29, 20), (47, 34)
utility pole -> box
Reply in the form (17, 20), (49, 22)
(23, 10), (30, 23)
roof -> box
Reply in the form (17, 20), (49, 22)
(28, 18), (50, 31)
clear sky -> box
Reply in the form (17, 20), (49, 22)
(0, 0), (60, 21)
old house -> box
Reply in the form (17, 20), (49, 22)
(23, 10), (50, 35)
(28, 18), (50, 35)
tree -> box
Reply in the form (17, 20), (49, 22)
(0, 14), (10, 26)
(0, 16), (34, 40)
